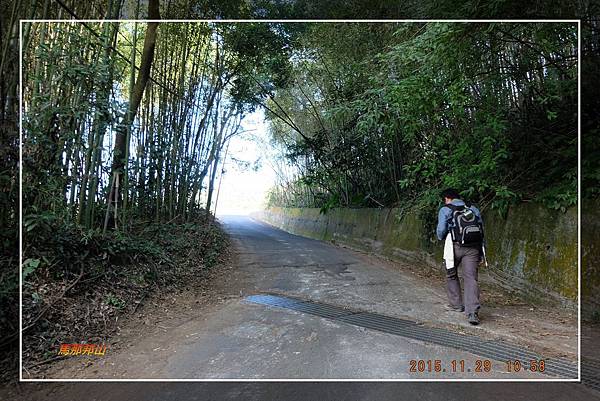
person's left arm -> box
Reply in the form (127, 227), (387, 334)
(471, 205), (486, 262)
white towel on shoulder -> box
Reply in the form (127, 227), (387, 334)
(443, 234), (454, 270)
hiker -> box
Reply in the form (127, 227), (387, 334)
(436, 188), (485, 325)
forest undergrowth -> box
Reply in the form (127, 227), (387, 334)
(5, 213), (228, 381)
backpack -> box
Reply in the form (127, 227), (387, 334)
(446, 204), (484, 246)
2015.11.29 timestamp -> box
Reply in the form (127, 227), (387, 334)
(409, 359), (492, 373)
(409, 359), (546, 374)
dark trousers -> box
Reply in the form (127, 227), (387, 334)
(447, 244), (481, 314)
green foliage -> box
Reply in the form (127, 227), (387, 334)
(267, 22), (578, 229)
(319, 193), (340, 215)
(105, 293), (126, 310)
(536, 170), (578, 212)
(22, 259), (41, 281)
(21, 210), (180, 285)
(221, 23), (294, 105)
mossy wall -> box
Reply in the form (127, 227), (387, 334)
(259, 204), (580, 306)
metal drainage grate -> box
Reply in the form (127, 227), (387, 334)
(245, 294), (578, 379)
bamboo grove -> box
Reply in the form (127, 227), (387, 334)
(265, 23), (580, 218)
(22, 21), (281, 233)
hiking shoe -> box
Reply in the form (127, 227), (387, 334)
(467, 312), (480, 325)
(448, 304), (465, 312)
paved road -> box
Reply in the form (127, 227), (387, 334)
(42, 216), (578, 380)
(12, 215), (597, 399)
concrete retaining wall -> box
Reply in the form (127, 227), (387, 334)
(258, 203), (580, 309)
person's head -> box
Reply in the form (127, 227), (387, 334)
(441, 188), (461, 204)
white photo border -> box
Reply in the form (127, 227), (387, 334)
(19, 18), (582, 383)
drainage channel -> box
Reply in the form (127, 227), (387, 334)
(246, 294), (578, 379)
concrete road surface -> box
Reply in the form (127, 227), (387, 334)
(11, 215), (596, 399)
(34, 216), (578, 380)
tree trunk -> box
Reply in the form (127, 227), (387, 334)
(105, 0), (160, 232)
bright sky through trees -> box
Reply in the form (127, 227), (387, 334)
(213, 109), (276, 216)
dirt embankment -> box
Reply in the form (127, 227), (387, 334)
(16, 216), (231, 380)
